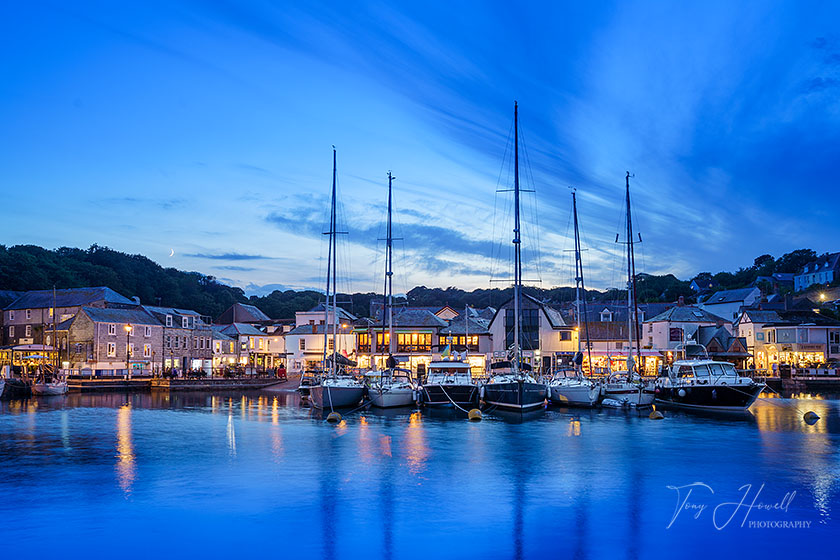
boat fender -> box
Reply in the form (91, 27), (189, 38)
(677, 389), (686, 398)
(654, 387), (660, 394)
(326, 412), (342, 423)
(804, 411), (820, 425)
(546, 386), (551, 398)
(649, 410), (664, 420)
(468, 409), (482, 422)
(479, 386), (485, 399)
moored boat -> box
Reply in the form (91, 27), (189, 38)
(309, 375), (366, 409)
(31, 379), (68, 396)
(368, 368), (416, 408)
(421, 360), (479, 408)
(655, 359), (764, 412)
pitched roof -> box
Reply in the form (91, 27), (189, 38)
(701, 287), (759, 305)
(5, 287), (134, 310)
(488, 292), (567, 329)
(440, 314), (491, 335)
(219, 322), (265, 336)
(646, 305), (726, 323)
(142, 305), (202, 317)
(0, 290), (23, 309)
(307, 303), (358, 322)
(81, 306), (162, 326)
(215, 302), (271, 324)
(738, 309), (782, 324)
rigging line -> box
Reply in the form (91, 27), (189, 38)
(490, 119), (515, 284)
(518, 122), (543, 283)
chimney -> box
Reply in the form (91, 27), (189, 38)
(311, 324), (316, 334)
(677, 296), (685, 307)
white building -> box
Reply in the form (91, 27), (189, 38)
(284, 304), (357, 373)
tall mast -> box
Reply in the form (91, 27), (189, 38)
(331, 151), (339, 374)
(572, 191), (593, 376)
(625, 171), (642, 377)
(512, 101), (521, 374)
(380, 171), (396, 367)
(464, 304), (469, 358)
(322, 148), (336, 375)
(53, 285), (58, 374)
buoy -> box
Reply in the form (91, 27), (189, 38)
(804, 411), (820, 425)
(677, 389), (686, 398)
(326, 412), (342, 423)
(649, 410), (664, 420)
(468, 409), (482, 422)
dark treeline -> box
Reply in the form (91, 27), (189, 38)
(0, 244), (829, 321)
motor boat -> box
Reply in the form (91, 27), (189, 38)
(367, 368), (417, 408)
(655, 359), (764, 412)
(420, 359), (479, 408)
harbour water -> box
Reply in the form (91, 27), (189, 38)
(0, 391), (836, 559)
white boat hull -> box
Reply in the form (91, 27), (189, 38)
(31, 382), (69, 396)
(548, 383), (599, 407)
(369, 387), (415, 408)
(601, 382), (655, 407)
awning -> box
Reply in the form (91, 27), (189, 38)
(586, 350), (664, 357)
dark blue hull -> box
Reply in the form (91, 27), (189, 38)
(421, 384), (479, 407)
(483, 380), (545, 411)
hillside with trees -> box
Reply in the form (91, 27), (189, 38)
(0, 244), (831, 320)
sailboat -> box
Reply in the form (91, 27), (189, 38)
(547, 190), (600, 407)
(309, 148), (366, 410)
(32, 287), (68, 396)
(368, 171), (417, 408)
(481, 102), (547, 412)
(600, 173), (655, 407)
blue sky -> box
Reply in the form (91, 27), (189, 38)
(2, 1), (839, 295)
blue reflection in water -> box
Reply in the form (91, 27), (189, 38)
(0, 391), (837, 559)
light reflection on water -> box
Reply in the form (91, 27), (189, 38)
(0, 390), (837, 559)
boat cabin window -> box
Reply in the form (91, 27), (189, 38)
(693, 365), (711, 377)
(677, 365), (694, 378)
(709, 363), (737, 377)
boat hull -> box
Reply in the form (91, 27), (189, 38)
(655, 383), (763, 412)
(548, 383), (599, 407)
(601, 382), (655, 407)
(483, 380), (546, 411)
(421, 384), (479, 408)
(369, 387), (415, 408)
(31, 382), (68, 396)
(309, 385), (365, 409)
(0, 379), (31, 399)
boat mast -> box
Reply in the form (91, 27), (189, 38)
(464, 304), (469, 360)
(381, 171), (396, 368)
(322, 148), (336, 376)
(53, 285), (58, 377)
(625, 171), (642, 377)
(572, 191), (593, 376)
(512, 101), (521, 375)
(331, 152), (340, 375)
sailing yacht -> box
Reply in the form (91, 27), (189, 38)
(481, 102), (546, 412)
(309, 149), (366, 410)
(600, 173), (655, 407)
(547, 190), (599, 407)
(421, 309), (480, 408)
(368, 172), (417, 408)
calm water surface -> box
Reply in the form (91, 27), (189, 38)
(0, 390), (837, 559)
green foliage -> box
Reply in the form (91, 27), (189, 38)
(0, 244), (246, 318)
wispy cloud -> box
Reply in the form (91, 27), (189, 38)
(186, 252), (273, 261)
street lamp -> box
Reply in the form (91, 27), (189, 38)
(124, 324), (132, 377)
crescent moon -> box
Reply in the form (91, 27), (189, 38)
(169, 249), (175, 257)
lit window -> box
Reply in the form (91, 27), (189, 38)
(107, 342), (116, 357)
(143, 344), (151, 358)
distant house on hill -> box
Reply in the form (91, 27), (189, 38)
(689, 277), (720, 294)
(698, 287), (761, 321)
(794, 252), (840, 292)
(752, 273), (795, 294)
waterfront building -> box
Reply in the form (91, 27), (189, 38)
(354, 307), (446, 374)
(61, 306), (164, 375)
(2, 286), (135, 348)
(487, 293), (575, 373)
(216, 322), (280, 370)
(794, 252), (840, 292)
(283, 304), (357, 373)
(698, 287), (761, 321)
(644, 300), (728, 360)
(736, 309), (840, 368)
(142, 305), (213, 372)
(436, 308), (494, 375)
(210, 328), (238, 370)
(693, 325), (751, 368)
